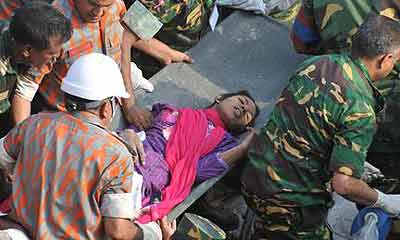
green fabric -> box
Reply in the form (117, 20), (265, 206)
(303, 0), (399, 54)
(249, 197), (331, 240)
(242, 54), (383, 213)
(269, 0), (301, 25)
(0, 29), (17, 114)
(140, 0), (214, 35)
(300, 0), (400, 154)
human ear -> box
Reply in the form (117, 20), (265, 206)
(99, 101), (113, 123)
(22, 45), (32, 58)
(378, 53), (393, 69)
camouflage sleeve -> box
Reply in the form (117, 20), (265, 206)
(14, 61), (53, 101)
(329, 101), (376, 179)
(291, 0), (321, 53)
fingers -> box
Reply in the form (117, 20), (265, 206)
(133, 207), (150, 219)
(141, 113), (153, 129)
(137, 141), (146, 165)
(135, 121), (145, 131)
(6, 173), (13, 184)
(139, 206), (150, 215)
(160, 216), (175, 229)
(125, 105), (152, 130)
(135, 116), (148, 130)
(183, 54), (193, 64)
(171, 219), (177, 231)
(160, 216), (167, 226)
(246, 126), (259, 135)
(246, 126), (254, 131)
(161, 56), (172, 65)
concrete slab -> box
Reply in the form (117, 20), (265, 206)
(136, 11), (305, 127)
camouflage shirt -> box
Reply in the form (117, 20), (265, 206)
(141, 0), (213, 34)
(291, 0), (400, 157)
(124, 0), (214, 51)
(292, 0), (400, 54)
(0, 29), (51, 115)
(242, 54), (384, 210)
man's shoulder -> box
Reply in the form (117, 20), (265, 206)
(296, 54), (344, 73)
(294, 54), (366, 93)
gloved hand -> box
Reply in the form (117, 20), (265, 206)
(362, 162), (384, 183)
(372, 190), (400, 217)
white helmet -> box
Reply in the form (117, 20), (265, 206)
(61, 53), (130, 101)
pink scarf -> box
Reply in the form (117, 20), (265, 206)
(137, 108), (226, 223)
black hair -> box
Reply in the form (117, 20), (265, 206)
(9, 2), (72, 50)
(210, 90), (260, 128)
(65, 93), (107, 112)
(352, 14), (400, 58)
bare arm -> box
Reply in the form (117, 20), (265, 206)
(219, 144), (247, 167)
(104, 217), (143, 240)
(10, 95), (31, 126)
(121, 28), (139, 109)
(132, 38), (193, 65)
(160, 216), (176, 240)
(120, 29), (152, 129)
(219, 128), (256, 166)
(331, 172), (378, 206)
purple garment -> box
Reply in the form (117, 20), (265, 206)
(132, 103), (238, 206)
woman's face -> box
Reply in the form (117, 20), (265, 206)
(216, 95), (257, 131)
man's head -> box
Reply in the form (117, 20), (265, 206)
(351, 14), (400, 81)
(61, 53), (129, 128)
(74, 0), (115, 23)
(9, 2), (72, 70)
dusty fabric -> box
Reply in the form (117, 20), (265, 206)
(242, 54), (383, 236)
(137, 106), (226, 223)
(0, 112), (136, 239)
(133, 104), (237, 207)
(0, 30), (50, 115)
(38, 0), (126, 111)
(291, 0), (400, 164)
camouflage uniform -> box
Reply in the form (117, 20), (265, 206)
(173, 213), (226, 239)
(0, 30), (51, 137)
(291, 0), (400, 175)
(241, 54), (384, 239)
(123, 0), (214, 76)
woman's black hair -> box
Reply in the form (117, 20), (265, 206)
(209, 90), (260, 129)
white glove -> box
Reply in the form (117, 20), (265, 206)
(361, 162), (384, 183)
(372, 190), (400, 217)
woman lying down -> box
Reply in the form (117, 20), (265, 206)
(119, 90), (259, 225)
(0, 91), (259, 239)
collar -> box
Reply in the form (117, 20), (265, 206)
(70, 111), (139, 157)
(70, 111), (107, 129)
(352, 56), (385, 113)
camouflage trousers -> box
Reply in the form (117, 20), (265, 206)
(245, 195), (331, 240)
(251, 217), (331, 240)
